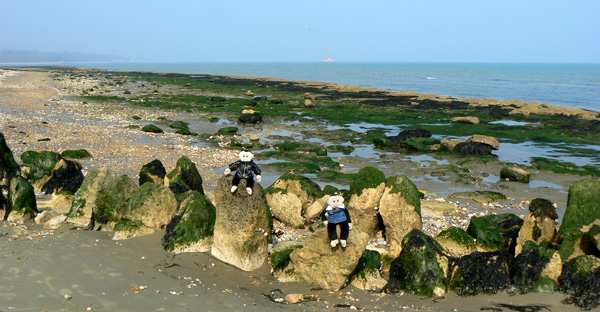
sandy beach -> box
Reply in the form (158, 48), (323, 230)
(0, 67), (595, 312)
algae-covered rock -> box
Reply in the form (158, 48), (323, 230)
(559, 255), (600, 311)
(38, 159), (84, 195)
(351, 249), (387, 290)
(165, 155), (204, 195)
(23, 150), (62, 184)
(66, 168), (113, 228)
(141, 124), (163, 133)
(500, 166), (530, 183)
(512, 241), (561, 293)
(162, 191), (216, 253)
(448, 250), (512, 296)
(379, 175), (423, 254)
(282, 228), (369, 291)
(61, 149), (92, 159)
(239, 112), (263, 124)
(348, 166), (386, 236)
(515, 198), (558, 255)
(449, 190), (506, 203)
(467, 213), (523, 252)
(436, 227), (476, 258)
(453, 142), (494, 156)
(270, 240), (304, 276)
(467, 134), (500, 150)
(93, 175), (138, 229)
(7, 176), (37, 222)
(139, 159), (166, 186)
(119, 182), (177, 229)
(384, 229), (448, 296)
(211, 176), (272, 271)
(0, 132), (20, 186)
(265, 171), (323, 228)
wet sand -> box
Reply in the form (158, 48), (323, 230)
(0, 68), (591, 311)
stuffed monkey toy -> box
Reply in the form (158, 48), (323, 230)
(321, 194), (352, 248)
(224, 150), (262, 195)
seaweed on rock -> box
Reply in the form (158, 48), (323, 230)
(559, 255), (600, 311)
(448, 251), (513, 296)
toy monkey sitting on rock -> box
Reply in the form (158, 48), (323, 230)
(224, 149), (262, 195)
(321, 194), (352, 248)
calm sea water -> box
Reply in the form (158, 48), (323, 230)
(72, 62), (600, 112)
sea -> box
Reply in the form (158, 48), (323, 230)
(68, 62), (600, 112)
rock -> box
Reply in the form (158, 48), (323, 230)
(35, 209), (60, 225)
(452, 141), (494, 156)
(139, 159), (166, 186)
(7, 176), (37, 222)
(450, 116), (480, 124)
(23, 150), (62, 185)
(245, 90), (254, 96)
(305, 195), (329, 223)
(441, 138), (463, 153)
(351, 250), (387, 290)
(216, 127), (238, 135)
(558, 255), (600, 311)
(467, 134), (500, 150)
(558, 178), (600, 261)
(61, 149), (92, 159)
(467, 213), (523, 252)
(448, 250), (512, 295)
(512, 242), (561, 293)
(378, 175), (423, 255)
(515, 198), (558, 255)
(113, 182), (177, 239)
(37, 192), (73, 214)
(211, 176), (272, 271)
(500, 166), (531, 183)
(285, 293), (304, 304)
(92, 175), (138, 229)
(304, 99), (315, 108)
(449, 191), (506, 203)
(389, 128), (432, 144)
(38, 159), (84, 195)
(162, 191), (216, 253)
(303, 92), (316, 100)
(384, 230), (448, 296)
(141, 124), (163, 133)
(45, 214), (67, 229)
(165, 156), (204, 195)
(66, 168), (113, 228)
(265, 171), (323, 228)
(239, 112), (263, 124)
(347, 167), (386, 236)
(1, 191), (8, 219)
(282, 228), (369, 290)
(270, 239), (305, 276)
(0, 132), (20, 186)
(436, 227), (476, 258)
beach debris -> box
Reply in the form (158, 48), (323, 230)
(64, 294), (72, 300)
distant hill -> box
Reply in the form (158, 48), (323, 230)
(0, 49), (129, 63)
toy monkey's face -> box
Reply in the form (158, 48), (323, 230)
(239, 151), (254, 162)
(327, 195), (344, 207)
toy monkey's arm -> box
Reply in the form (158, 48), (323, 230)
(345, 209), (352, 230)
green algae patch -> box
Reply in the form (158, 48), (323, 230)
(114, 218), (144, 232)
(352, 249), (382, 280)
(216, 127), (239, 135)
(348, 166), (386, 198)
(93, 175), (138, 224)
(512, 241), (559, 293)
(437, 227), (476, 253)
(558, 178), (600, 238)
(141, 124), (163, 133)
(162, 191), (216, 252)
(9, 176), (37, 216)
(385, 175), (423, 216)
(61, 149), (92, 159)
(532, 157), (600, 177)
(400, 137), (441, 152)
(270, 241), (304, 272)
(449, 191), (507, 203)
(467, 213), (523, 251)
(23, 151), (62, 182)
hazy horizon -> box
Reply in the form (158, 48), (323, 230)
(2, 1), (599, 63)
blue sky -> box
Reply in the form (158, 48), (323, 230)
(1, 0), (599, 63)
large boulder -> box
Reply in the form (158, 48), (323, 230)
(436, 227), (477, 258)
(113, 182), (177, 240)
(350, 249), (387, 290)
(515, 198), (558, 255)
(165, 155), (204, 196)
(0, 132), (19, 186)
(559, 255), (600, 311)
(66, 168), (113, 228)
(448, 250), (512, 296)
(139, 159), (166, 186)
(281, 228), (369, 291)
(378, 175), (423, 255)
(38, 159), (84, 195)
(347, 167), (386, 236)
(211, 176), (272, 271)
(265, 171), (323, 228)
(162, 191), (216, 253)
(384, 229), (448, 296)
(92, 175), (138, 229)
(7, 176), (37, 222)
(467, 213), (523, 252)
(512, 242), (561, 293)
(558, 178), (600, 261)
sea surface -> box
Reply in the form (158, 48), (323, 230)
(69, 62), (600, 112)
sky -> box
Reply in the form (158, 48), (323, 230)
(1, 0), (599, 63)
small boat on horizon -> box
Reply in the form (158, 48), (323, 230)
(322, 57), (337, 63)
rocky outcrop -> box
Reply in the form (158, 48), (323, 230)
(515, 198), (558, 255)
(450, 116), (480, 124)
(165, 155), (204, 195)
(500, 166), (531, 183)
(22, 150), (62, 187)
(211, 176), (272, 271)
(347, 167), (386, 236)
(281, 228), (369, 291)
(139, 159), (166, 186)
(436, 227), (476, 258)
(92, 175), (138, 229)
(350, 249), (387, 290)
(270, 239), (305, 277)
(7, 176), (37, 222)
(448, 250), (512, 295)
(512, 242), (562, 293)
(162, 191), (216, 253)
(265, 171), (323, 228)
(37, 159), (84, 195)
(113, 182), (177, 239)
(559, 255), (600, 310)
(66, 168), (113, 228)
(0, 132), (19, 187)
(467, 213), (523, 252)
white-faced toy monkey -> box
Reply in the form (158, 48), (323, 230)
(224, 149), (262, 195)
(321, 194), (352, 248)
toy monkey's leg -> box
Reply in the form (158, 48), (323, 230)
(327, 222), (338, 240)
(246, 178), (255, 189)
(231, 176), (241, 192)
